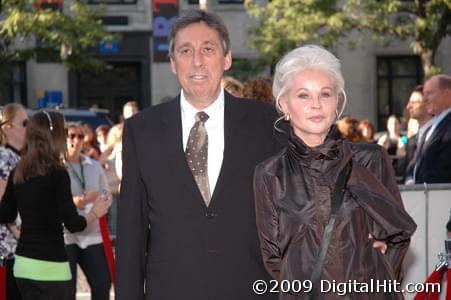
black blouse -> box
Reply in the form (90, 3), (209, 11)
(0, 168), (87, 261)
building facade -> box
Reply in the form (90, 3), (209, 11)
(3, 0), (451, 127)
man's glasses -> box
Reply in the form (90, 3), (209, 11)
(68, 133), (85, 140)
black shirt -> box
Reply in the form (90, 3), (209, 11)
(0, 168), (87, 261)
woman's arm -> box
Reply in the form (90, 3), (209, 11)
(0, 179), (7, 200)
(253, 165), (282, 280)
(0, 174), (18, 224)
(355, 146), (416, 280)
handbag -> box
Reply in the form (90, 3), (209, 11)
(305, 159), (352, 300)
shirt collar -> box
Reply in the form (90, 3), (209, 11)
(431, 106), (451, 127)
(180, 89), (224, 122)
(80, 154), (93, 166)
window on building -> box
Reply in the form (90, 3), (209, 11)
(377, 55), (422, 130)
(0, 62), (27, 105)
(87, 0), (137, 4)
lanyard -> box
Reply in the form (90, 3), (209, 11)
(67, 158), (86, 191)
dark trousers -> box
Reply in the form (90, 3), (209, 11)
(6, 258), (22, 300)
(65, 243), (111, 300)
(16, 278), (71, 300)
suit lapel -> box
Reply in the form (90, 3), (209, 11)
(423, 112), (451, 151)
(210, 93), (247, 204)
(417, 111), (451, 172)
(160, 96), (206, 206)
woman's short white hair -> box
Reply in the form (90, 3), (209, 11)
(273, 44), (347, 117)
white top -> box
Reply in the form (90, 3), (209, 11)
(64, 155), (110, 248)
(180, 89), (225, 194)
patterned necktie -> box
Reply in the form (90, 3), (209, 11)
(186, 111), (211, 206)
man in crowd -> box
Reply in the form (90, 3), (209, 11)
(115, 10), (280, 300)
(404, 85), (433, 184)
(413, 74), (451, 183)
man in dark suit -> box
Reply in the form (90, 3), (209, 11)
(414, 74), (451, 183)
(404, 85), (433, 184)
(115, 10), (280, 300)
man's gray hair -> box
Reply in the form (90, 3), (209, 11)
(273, 45), (347, 116)
(168, 9), (231, 58)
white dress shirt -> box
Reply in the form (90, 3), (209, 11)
(180, 89), (225, 194)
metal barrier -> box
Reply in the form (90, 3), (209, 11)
(400, 183), (451, 299)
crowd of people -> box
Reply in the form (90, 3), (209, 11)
(0, 8), (450, 300)
(0, 102), (140, 299)
(222, 75), (451, 184)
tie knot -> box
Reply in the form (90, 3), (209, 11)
(196, 111), (209, 123)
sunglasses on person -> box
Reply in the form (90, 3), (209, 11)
(67, 133), (85, 140)
(0, 119), (27, 128)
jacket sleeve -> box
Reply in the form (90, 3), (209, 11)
(115, 120), (150, 300)
(354, 146), (416, 280)
(55, 170), (87, 233)
(0, 172), (18, 224)
(253, 164), (281, 280)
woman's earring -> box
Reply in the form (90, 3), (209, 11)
(284, 113), (290, 121)
(335, 109), (339, 119)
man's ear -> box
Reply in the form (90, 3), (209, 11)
(224, 51), (232, 71)
(170, 57), (177, 75)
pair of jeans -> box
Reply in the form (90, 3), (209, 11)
(16, 278), (71, 300)
(65, 243), (111, 300)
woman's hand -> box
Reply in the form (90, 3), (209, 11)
(73, 191), (100, 208)
(90, 192), (112, 219)
(369, 234), (387, 254)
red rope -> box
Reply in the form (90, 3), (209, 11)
(414, 270), (444, 300)
(0, 265), (6, 300)
(447, 269), (451, 300)
(99, 216), (115, 284)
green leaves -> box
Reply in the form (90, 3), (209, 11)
(245, 0), (451, 76)
(0, 0), (116, 71)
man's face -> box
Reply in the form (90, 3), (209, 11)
(170, 22), (232, 107)
(406, 91), (427, 120)
(423, 77), (449, 116)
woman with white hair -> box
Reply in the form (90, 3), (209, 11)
(253, 45), (416, 299)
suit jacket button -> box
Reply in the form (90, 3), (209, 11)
(206, 211), (218, 219)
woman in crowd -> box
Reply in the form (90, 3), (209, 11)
(253, 45), (416, 299)
(0, 111), (111, 300)
(242, 76), (275, 105)
(377, 115), (407, 156)
(65, 122), (112, 300)
(358, 119), (376, 143)
(336, 116), (363, 142)
(377, 115), (408, 180)
(82, 123), (101, 160)
(0, 103), (28, 300)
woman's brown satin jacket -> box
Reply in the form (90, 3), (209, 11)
(253, 128), (417, 300)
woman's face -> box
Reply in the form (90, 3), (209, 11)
(66, 127), (85, 157)
(279, 69), (339, 145)
(387, 116), (400, 136)
(4, 108), (28, 150)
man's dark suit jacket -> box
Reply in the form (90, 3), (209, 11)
(415, 111), (451, 183)
(116, 92), (281, 300)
